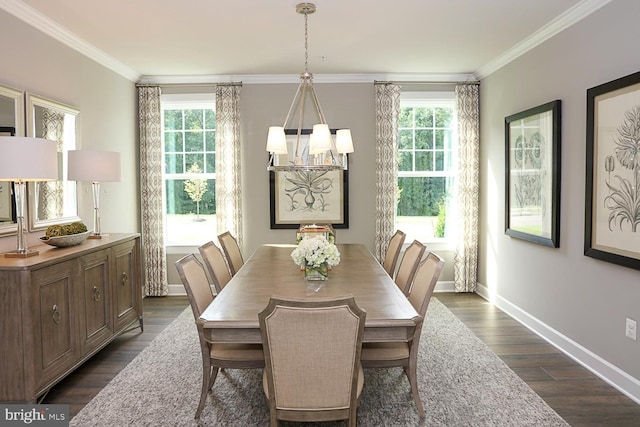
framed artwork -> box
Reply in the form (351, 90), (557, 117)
(505, 100), (561, 247)
(585, 70), (640, 270)
(269, 129), (349, 229)
(0, 127), (15, 222)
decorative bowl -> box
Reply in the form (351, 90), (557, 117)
(40, 231), (91, 248)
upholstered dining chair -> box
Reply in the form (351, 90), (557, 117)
(258, 296), (366, 427)
(175, 254), (264, 420)
(361, 252), (444, 418)
(394, 240), (426, 296)
(382, 229), (406, 277)
(198, 241), (232, 293)
(218, 231), (244, 276)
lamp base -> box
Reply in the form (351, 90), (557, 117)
(5, 249), (39, 258)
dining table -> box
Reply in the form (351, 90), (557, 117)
(199, 243), (420, 344)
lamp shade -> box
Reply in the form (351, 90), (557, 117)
(336, 129), (354, 154)
(0, 137), (58, 181)
(311, 124), (332, 151)
(266, 126), (288, 154)
(68, 150), (121, 182)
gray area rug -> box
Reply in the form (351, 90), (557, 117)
(70, 297), (568, 426)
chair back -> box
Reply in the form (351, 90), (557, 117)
(408, 252), (445, 318)
(198, 241), (232, 293)
(218, 231), (244, 276)
(394, 240), (426, 296)
(382, 230), (406, 277)
(175, 254), (214, 320)
(259, 296), (366, 425)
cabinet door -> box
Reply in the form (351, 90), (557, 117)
(80, 250), (112, 354)
(113, 240), (140, 331)
(32, 261), (78, 389)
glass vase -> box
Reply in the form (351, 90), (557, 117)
(304, 263), (329, 281)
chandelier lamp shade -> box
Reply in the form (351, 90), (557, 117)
(266, 2), (353, 172)
(67, 149), (121, 239)
(0, 137), (58, 257)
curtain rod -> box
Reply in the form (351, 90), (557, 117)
(135, 82), (242, 88)
(374, 80), (479, 85)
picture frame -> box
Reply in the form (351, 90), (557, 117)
(585, 70), (640, 270)
(505, 100), (561, 247)
(269, 129), (349, 229)
(0, 127), (16, 222)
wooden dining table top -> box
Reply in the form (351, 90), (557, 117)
(199, 243), (420, 344)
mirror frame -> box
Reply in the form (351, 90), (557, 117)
(0, 83), (25, 237)
(25, 92), (81, 231)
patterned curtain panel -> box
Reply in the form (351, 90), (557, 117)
(454, 84), (480, 293)
(374, 82), (401, 263)
(215, 83), (243, 249)
(138, 86), (168, 296)
(40, 108), (65, 220)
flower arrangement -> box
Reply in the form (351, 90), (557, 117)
(291, 235), (340, 268)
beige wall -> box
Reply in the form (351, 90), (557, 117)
(479, 0), (640, 390)
(0, 10), (138, 254)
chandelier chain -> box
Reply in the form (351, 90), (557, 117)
(304, 10), (309, 73)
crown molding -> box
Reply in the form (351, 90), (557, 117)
(0, 0), (140, 82)
(475, 0), (612, 79)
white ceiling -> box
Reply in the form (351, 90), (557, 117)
(1, 0), (609, 83)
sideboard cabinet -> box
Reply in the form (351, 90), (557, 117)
(0, 233), (143, 402)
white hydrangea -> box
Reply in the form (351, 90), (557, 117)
(291, 236), (341, 268)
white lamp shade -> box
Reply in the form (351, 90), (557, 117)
(336, 129), (354, 154)
(308, 133), (324, 154)
(311, 124), (332, 151)
(0, 137), (58, 181)
(68, 150), (121, 182)
(266, 126), (288, 154)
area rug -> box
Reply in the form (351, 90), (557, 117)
(70, 297), (568, 426)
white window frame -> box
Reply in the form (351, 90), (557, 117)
(397, 91), (457, 250)
(160, 93), (216, 249)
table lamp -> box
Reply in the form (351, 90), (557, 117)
(0, 137), (58, 257)
(67, 150), (121, 239)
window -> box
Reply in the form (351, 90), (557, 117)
(161, 94), (216, 246)
(397, 92), (457, 244)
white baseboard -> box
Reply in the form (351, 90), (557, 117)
(475, 283), (640, 405)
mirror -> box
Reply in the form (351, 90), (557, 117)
(0, 83), (25, 237)
(26, 93), (80, 231)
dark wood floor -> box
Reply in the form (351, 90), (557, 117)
(42, 293), (640, 426)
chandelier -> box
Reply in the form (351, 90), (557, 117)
(266, 2), (353, 172)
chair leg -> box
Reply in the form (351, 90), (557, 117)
(406, 361), (425, 418)
(196, 360), (217, 419)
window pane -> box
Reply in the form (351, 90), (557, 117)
(398, 129), (413, 150)
(165, 153), (183, 174)
(398, 151), (413, 171)
(205, 130), (215, 151)
(205, 110), (216, 129)
(415, 129), (432, 150)
(415, 151), (433, 171)
(185, 131), (204, 152)
(184, 110), (204, 130)
(435, 107), (453, 127)
(185, 153), (205, 172)
(206, 152), (215, 174)
(435, 151), (444, 171)
(397, 176), (446, 216)
(164, 110), (182, 131)
(399, 108), (413, 127)
(414, 107), (433, 128)
(164, 131), (183, 153)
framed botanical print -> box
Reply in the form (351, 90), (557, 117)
(585, 70), (640, 270)
(505, 100), (561, 247)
